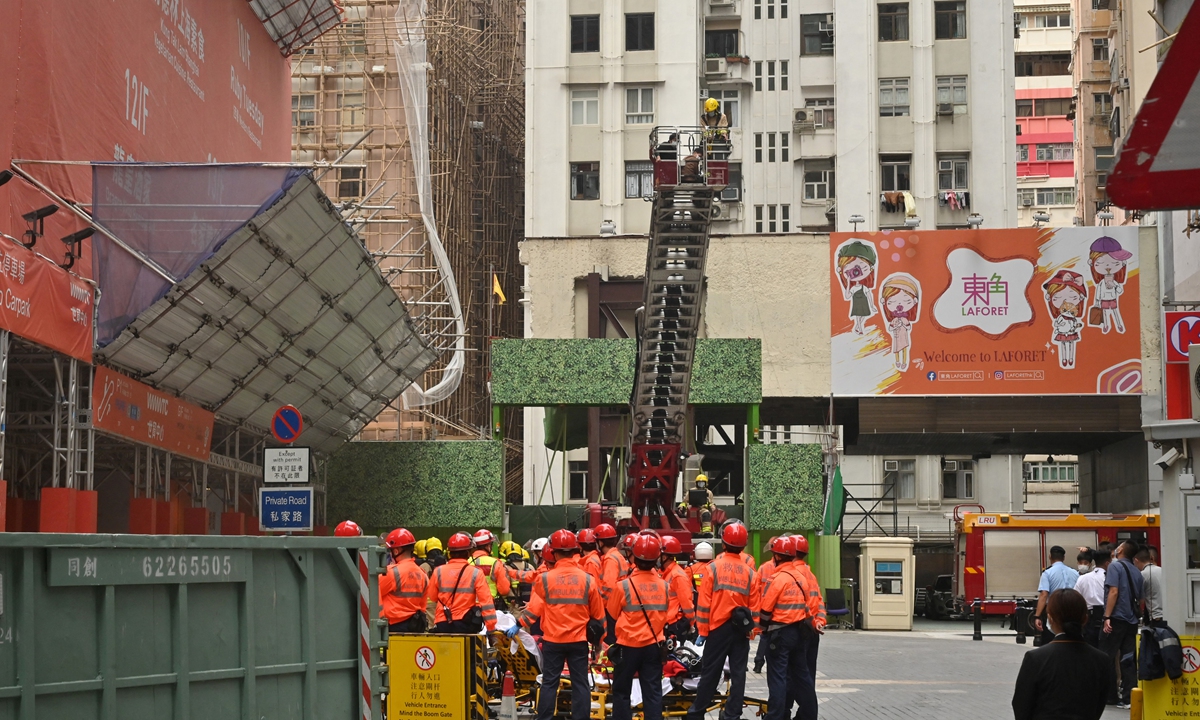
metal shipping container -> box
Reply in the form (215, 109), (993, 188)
(0, 534), (387, 720)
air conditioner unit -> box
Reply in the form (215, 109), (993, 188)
(792, 109), (816, 133)
(884, 460), (900, 472)
(937, 103), (955, 116)
(721, 185), (742, 202)
(1021, 197), (1034, 206)
(1120, 77), (1130, 89)
(705, 58), (728, 76)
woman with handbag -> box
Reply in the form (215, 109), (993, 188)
(607, 534), (670, 720)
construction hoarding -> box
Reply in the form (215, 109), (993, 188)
(93, 365), (214, 460)
(829, 227), (1141, 396)
(0, 238), (93, 362)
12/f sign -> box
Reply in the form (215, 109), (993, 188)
(264, 447), (310, 484)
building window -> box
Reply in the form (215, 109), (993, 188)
(1029, 462), (1077, 481)
(804, 159), (835, 200)
(782, 204), (791, 231)
(571, 15), (600, 53)
(625, 88), (654, 124)
(1094, 92), (1113, 115)
(292, 94), (315, 127)
(754, 0), (761, 19)
(1035, 97), (1071, 116)
(571, 90), (599, 125)
(768, 133), (777, 162)
(881, 154), (911, 192)
(767, 61), (776, 91)
(807, 98), (835, 127)
(936, 76), (967, 113)
(337, 167), (365, 198)
(755, 133), (763, 162)
(879, 78), (910, 117)
(713, 89), (740, 127)
(568, 461), (588, 501)
(1036, 143), (1073, 161)
(801, 14), (835, 55)
(942, 460), (974, 499)
(1036, 187), (1076, 205)
(705, 30), (739, 57)
(341, 22), (367, 54)
(1017, 144), (1029, 161)
(781, 60), (789, 91)
(768, 204), (777, 232)
(1092, 0), (1109, 9)
(755, 205), (764, 233)
(938, 155), (969, 191)
(768, 0), (775, 19)
(1016, 53), (1071, 76)
(781, 133), (789, 162)
(625, 161), (653, 198)
(755, 61), (763, 92)
(884, 458), (916, 500)
(1028, 11), (1071, 27)
(934, 1), (966, 39)
(722, 162), (742, 202)
(1094, 145), (1114, 173)
(1093, 38), (1109, 61)
(879, 4), (909, 42)
(570, 162), (600, 200)
(1016, 99), (1033, 117)
(625, 13), (654, 51)
(339, 92), (365, 126)
(781, 0), (788, 19)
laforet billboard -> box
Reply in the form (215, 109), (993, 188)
(829, 227), (1142, 396)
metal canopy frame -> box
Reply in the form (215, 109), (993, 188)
(248, 0), (345, 56)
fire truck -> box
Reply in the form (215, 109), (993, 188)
(953, 507), (1160, 619)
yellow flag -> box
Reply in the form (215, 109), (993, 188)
(492, 274), (506, 304)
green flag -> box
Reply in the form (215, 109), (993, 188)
(823, 465), (846, 535)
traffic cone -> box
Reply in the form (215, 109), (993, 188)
(499, 671), (517, 720)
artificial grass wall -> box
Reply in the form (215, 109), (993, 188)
(745, 443), (825, 531)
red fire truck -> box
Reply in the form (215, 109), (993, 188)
(954, 507), (1160, 618)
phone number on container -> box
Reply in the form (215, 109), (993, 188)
(142, 554), (234, 578)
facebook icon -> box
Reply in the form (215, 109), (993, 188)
(927, 371), (937, 381)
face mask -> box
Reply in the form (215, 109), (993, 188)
(1078, 565), (1090, 573)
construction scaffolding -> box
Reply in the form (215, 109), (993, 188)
(291, 0), (525, 497)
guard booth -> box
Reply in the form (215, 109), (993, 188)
(859, 537), (916, 630)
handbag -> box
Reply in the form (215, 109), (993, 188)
(1088, 305), (1104, 327)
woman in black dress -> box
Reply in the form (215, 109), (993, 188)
(1012, 588), (1114, 719)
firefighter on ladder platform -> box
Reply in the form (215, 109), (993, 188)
(759, 536), (818, 720)
(688, 522), (757, 720)
(378, 527), (429, 634)
(426, 532), (498, 634)
(511, 529), (605, 720)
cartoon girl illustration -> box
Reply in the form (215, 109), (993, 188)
(1043, 269), (1087, 369)
(1088, 235), (1131, 334)
(835, 240), (878, 335)
(879, 273), (921, 371)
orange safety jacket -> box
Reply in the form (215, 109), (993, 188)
(379, 558), (429, 624)
(520, 556), (604, 644)
(759, 562), (811, 626)
(471, 549), (512, 598)
(690, 560), (711, 590)
(750, 558), (776, 607)
(696, 552), (757, 636)
(582, 550), (603, 584)
(425, 558), (498, 630)
(743, 553), (757, 570)
(661, 559), (696, 624)
(794, 559), (828, 630)
(600, 546), (629, 600)
(607, 569), (669, 648)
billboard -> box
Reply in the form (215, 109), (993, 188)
(0, 239), (93, 362)
(830, 227), (1141, 396)
(93, 366), (215, 460)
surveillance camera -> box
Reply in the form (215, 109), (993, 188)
(1155, 447), (1182, 470)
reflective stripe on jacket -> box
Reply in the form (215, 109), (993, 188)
(379, 558), (429, 624)
(471, 552), (511, 598)
(795, 560), (827, 629)
(600, 547), (628, 600)
(425, 559), (498, 630)
(608, 569), (669, 647)
(662, 560), (696, 623)
(759, 563), (810, 626)
(582, 551), (603, 584)
(696, 552), (756, 636)
(520, 556), (604, 643)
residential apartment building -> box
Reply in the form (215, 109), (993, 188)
(1015, 0), (1077, 227)
(1071, 0), (1115, 225)
(525, 0), (1017, 239)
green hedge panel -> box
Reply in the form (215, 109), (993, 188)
(326, 441), (503, 529)
(491, 338), (761, 406)
(746, 443), (824, 531)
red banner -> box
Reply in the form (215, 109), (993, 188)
(0, 240), (93, 362)
(93, 366), (214, 460)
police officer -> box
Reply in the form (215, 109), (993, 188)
(425, 532), (497, 633)
(378, 528), (429, 633)
(512, 529), (604, 720)
(471, 529), (512, 610)
(688, 522), (756, 720)
(758, 536), (816, 720)
(608, 535), (670, 720)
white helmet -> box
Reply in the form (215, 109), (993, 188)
(694, 542), (714, 561)
(530, 537), (549, 553)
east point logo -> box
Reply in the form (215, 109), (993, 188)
(932, 249), (1035, 335)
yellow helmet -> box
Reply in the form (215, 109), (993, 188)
(499, 540), (523, 557)
(704, 98), (720, 113)
(695, 474), (708, 485)
(522, 548), (530, 560)
(425, 537), (443, 553)
(414, 540), (427, 559)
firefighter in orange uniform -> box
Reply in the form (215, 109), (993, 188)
(608, 535), (670, 720)
(792, 534), (826, 689)
(378, 528), (429, 633)
(470, 528), (513, 610)
(578, 528), (603, 583)
(752, 536), (780, 673)
(659, 535), (695, 640)
(758, 536), (817, 720)
(425, 532), (498, 633)
(512, 529), (604, 720)
(687, 522), (756, 720)
(619, 534), (638, 576)
(691, 542), (714, 599)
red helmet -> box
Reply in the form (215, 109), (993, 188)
(792, 534), (810, 554)
(473, 529), (495, 547)
(721, 522), (748, 548)
(770, 536), (796, 557)
(447, 532), (474, 551)
(550, 528), (579, 551)
(385, 528), (416, 549)
(577, 528), (597, 545)
(620, 534), (637, 552)
(334, 520), (362, 537)
(633, 535), (663, 561)
(662, 536), (683, 555)
(595, 523), (618, 540)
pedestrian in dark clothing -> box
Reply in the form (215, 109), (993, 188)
(1012, 588), (1112, 720)
(1101, 541), (1144, 708)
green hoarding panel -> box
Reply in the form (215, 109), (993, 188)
(0, 534), (387, 720)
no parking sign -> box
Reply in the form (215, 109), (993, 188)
(271, 405), (304, 444)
